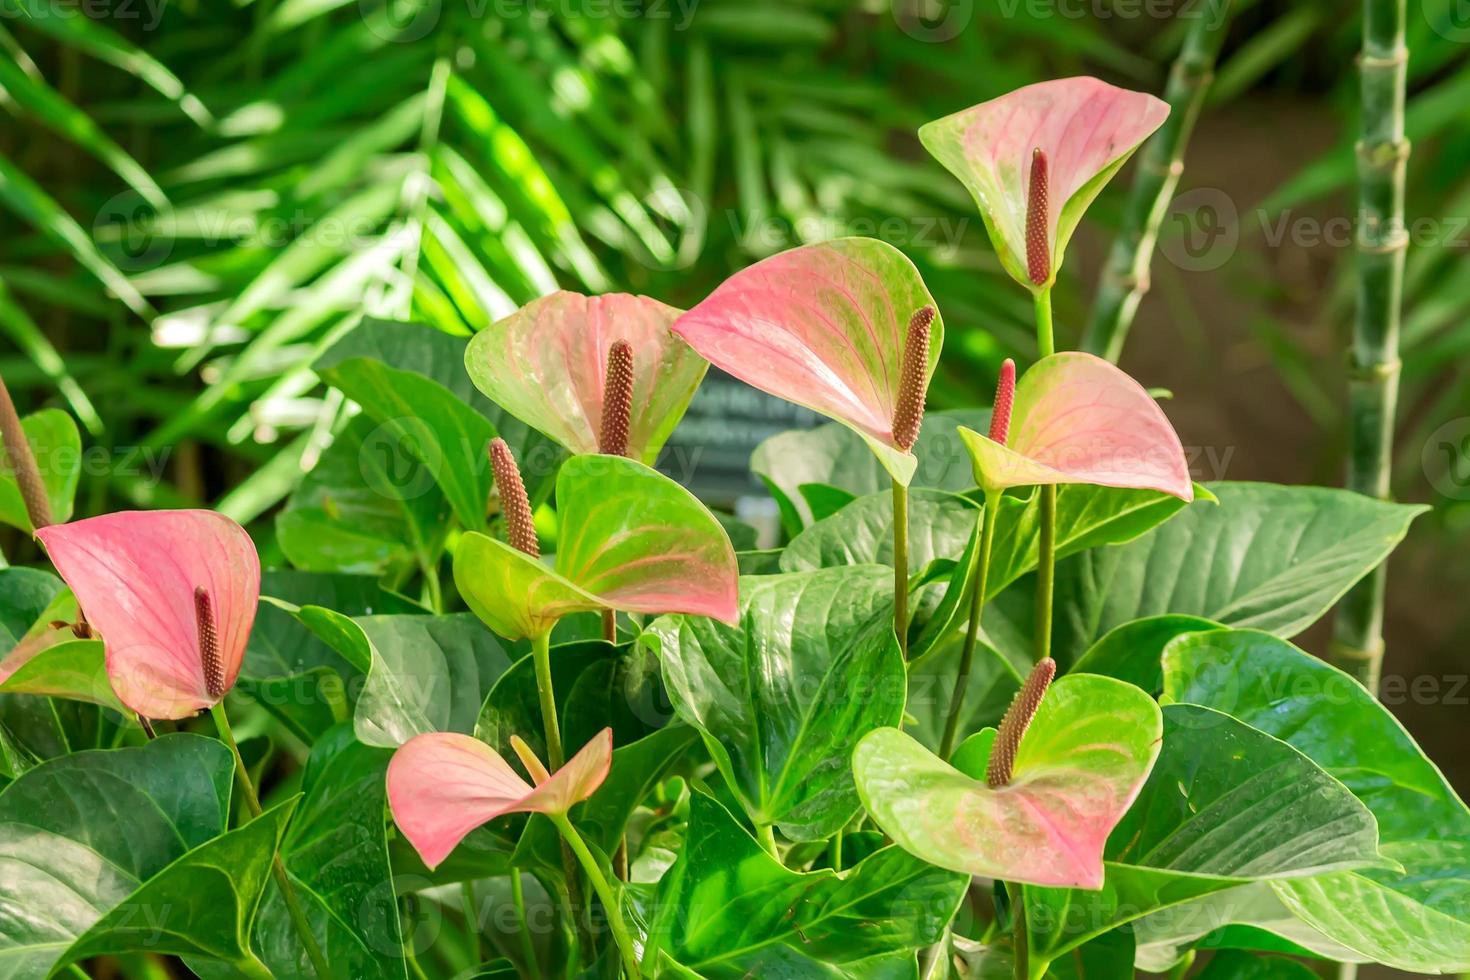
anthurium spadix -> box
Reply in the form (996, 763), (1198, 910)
(853, 669), (1162, 889)
(919, 77), (1169, 292)
(672, 237), (943, 487)
(464, 290), (707, 464)
(957, 351), (1194, 501)
(388, 727), (613, 870)
(455, 449), (739, 641)
(35, 510), (259, 720)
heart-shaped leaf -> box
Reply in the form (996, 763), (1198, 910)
(673, 237), (943, 486)
(642, 792), (966, 977)
(647, 565), (903, 840)
(1023, 703), (1391, 964)
(1162, 629), (1470, 972)
(919, 76), (1168, 290)
(0, 734), (234, 975)
(957, 352), (1192, 500)
(455, 454), (737, 640)
(36, 509), (260, 720)
(0, 406), (80, 533)
(988, 482), (1429, 666)
(853, 673), (1161, 888)
(464, 291), (707, 463)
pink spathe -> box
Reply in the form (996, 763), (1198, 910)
(387, 728), (613, 871)
(36, 510), (259, 720)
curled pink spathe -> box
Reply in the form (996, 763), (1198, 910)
(35, 509), (259, 720)
(387, 728), (613, 871)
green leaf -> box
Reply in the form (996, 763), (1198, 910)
(1070, 614), (1222, 691)
(644, 792), (966, 977)
(1193, 950), (1320, 980)
(276, 414), (451, 576)
(751, 410), (985, 533)
(0, 637), (125, 714)
(0, 407), (80, 532)
(315, 318), (562, 522)
(853, 674), (1161, 888)
(0, 566), (64, 648)
(1025, 704), (1390, 964)
(1162, 629), (1470, 971)
(455, 454), (735, 641)
(252, 725), (406, 979)
(0, 734), (233, 976)
(647, 566), (903, 840)
(62, 798), (297, 978)
(995, 482), (1428, 665)
(351, 613), (515, 748)
(246, 571), (422, 681)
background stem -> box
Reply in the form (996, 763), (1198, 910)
(1081, 1), (1235, 362)
(940, 491), (998, 759)
(1332, 0), (1408, 695)
(531, 632), (565, 769)
(1033, 288), (1056, 666)
(511, 869), (538, 979)
(1008, 881), (1029, 980)
(210, 704), (332, 980)
(892, 478), (909, 657)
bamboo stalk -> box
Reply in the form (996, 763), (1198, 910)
(1081, 0), (1235, 362)
(1332, 0), (1409, 696)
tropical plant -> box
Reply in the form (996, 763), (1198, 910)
(2, 56), (1465, 978)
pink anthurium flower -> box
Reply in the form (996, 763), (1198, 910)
(957, 352), (1193, 501)
(387, 727), (613, 870)
(464, 291), (708, 464)
(672, 237), (943, 486)
(35, 510), (259, 720)
(920, 77), (1169, 292)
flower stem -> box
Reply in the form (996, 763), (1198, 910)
(893, 477), (909, 657)
(531, 631), (564, 770)
(511, 868), (538, 979)
(531, 630), (593, 964)
(210, 704), (332, 980)
(550, 813), (641, 980)
(1332, 0), (1408, 697)
(940, 491), (999, 759)
(1081, 1), (1235, 362)
(757, 822), (779, 860)
(1008, 881), (1029, 980)
(1033, 288), (1056, 666)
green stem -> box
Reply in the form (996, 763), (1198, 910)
(893, 477), (909, 657)
(940, 491), (999, 759)
(550, 814), (641, 980)
(461, 881), (483, 963)
(1081, 1), (1235, 362)
(757, 822), (779, 860)
(531, 632), (564, 770)
(1008, 881), (1029, 980)
(831, 829), (843, 872)
(1033, 289), (1054, 358)
(1033, 288), (1056, 666)
(210, 704), (332, 980)
(511, 869), (538, 979)
(1332, 0), (1408, 697)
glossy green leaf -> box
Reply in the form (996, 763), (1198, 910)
(276, 414), (451, 576)
(647, 566), (903, 840)
(0, 407), (80, 532)
(350, 613), (514, 748)
(0, 638), (124, 713)
(853, 674), (1161, 888)
(1069, 614), (1222, 691)
(643, 792), (966, 977)
(0, 567), (65, 649)
(1025, 704), (1390, 965)
(1162, 629), (1470, 971)
(251, 725), (405, 979)
(992, 482), (1428, 665)
(245, 571), (422, 682)
(1194, 950), (1320, 980)
(455, 454), (736, 640)
(60, 797), (296, 978)
(0, 734), (232, 976)
(751, 410), (985, 533)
